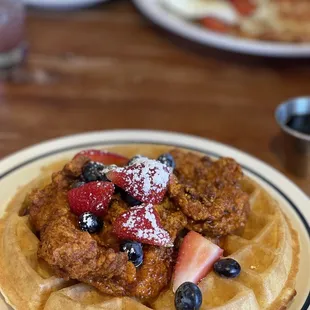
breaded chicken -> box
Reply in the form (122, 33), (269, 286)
(169, 149), (249, 237)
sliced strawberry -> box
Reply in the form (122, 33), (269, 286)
(106, 158), (170, 204)
(68, 181), (114, 216)
(173, 231), (223, 292)
(230, 0), (256, 16)
(113, 203), (173, 247)
(74, 149), (129, 166)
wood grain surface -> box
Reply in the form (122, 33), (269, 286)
(0, 0), (309, 195)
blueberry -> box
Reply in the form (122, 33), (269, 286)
(175, 282), (202, 310)
(120, 240), (143, 267)
(114, 185), (123, 194)
(157, 153), (176, 169)
(78, 212), (103, 234)
(82, 161), (108, 182)
(127, 155), (147, 166)
(71, 180), (85, 189)
(120, 189), (142, 207)
(213, 258), (241, 278)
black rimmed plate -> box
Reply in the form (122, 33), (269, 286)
(0, 130), (309, 309)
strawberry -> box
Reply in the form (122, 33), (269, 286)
(106, 158), (170, 204)
(173, 231), (223, 292)
(74, 149), (129, 166)
(68, 181), (114, 216)
(113, 203), (173, 247)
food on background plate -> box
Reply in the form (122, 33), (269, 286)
(161, 0), (310, 42)
(0, 145), (299, 309)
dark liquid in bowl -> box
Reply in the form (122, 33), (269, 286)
(286, 114), (310, 135)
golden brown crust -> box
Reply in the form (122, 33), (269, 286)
(169, 150), (249, 237)
(28, 154), (174, 299)
(38, 215), (132, 291)
(154, 197), (187, 241)
(133, 246), (174, 300)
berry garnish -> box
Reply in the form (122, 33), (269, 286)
(78, 212), (103, 234)
(173, 231), (223, 292)
(74, 149), (129, 166)
(113, 203), (173, 247)
(120, 189), (142, 207)
(71, 180), (86, 189)
(106, 158), (171, 204)
(120, 240), (143, 268)
(68, 181), (114, 216)
(175, 282), (202, 310)
(157, 153), (176, 169)
(213, 258), (241, 278)
(114, 185), (123, 194)
(82, 161), (107, 182)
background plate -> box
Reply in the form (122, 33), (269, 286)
(132, 0), (310, 58)
(0, 130), (309, 309)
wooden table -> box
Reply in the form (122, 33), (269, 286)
(0, 0), (309, 195)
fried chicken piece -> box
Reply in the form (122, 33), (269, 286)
(63, 154), (89, 178)
(85, 262), (137, 296)
(105, 198), (129, 223)
(38, 215), (136, 296)
(93, 198), (128, 250)
(155, 197), (187, 242)
(133, 245), (173, 300)
(28, 156), (136, 296)
(28, 155), (174, 299)
(28, 183), (70, 232)
(28, 155), (89, 231)
(169, 149), (249, 237)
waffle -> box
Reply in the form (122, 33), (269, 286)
(0, 145), (300, 310)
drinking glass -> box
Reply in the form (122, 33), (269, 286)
(0, 0), (25, 69)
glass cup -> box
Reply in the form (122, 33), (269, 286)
(0, 0), (26, 69)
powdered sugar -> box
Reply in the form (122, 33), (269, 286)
(116, 204), (173, 247)
(109, 158), (171, 204)
(95, 202), (104, 211)
(128, 155), (148, 166)
(84, 213), (96, 226)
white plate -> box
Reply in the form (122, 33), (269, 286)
(22, 0), (109, 9)
(132, 0), (310, 58)
(0, 130), (309, 309)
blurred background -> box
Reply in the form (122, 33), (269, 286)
(0, 0), (309, 194)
